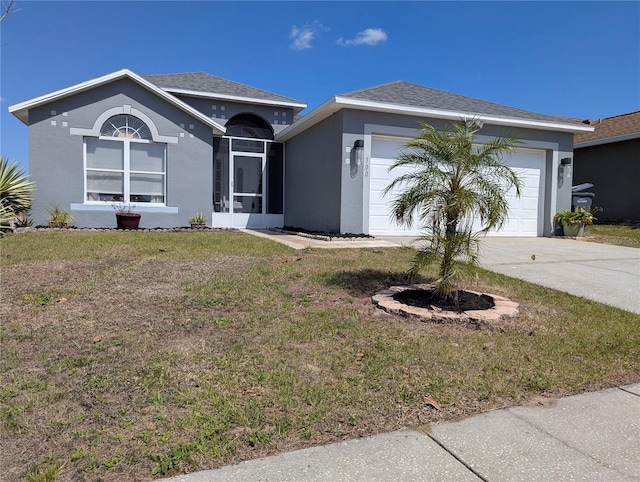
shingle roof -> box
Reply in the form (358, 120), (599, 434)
(574, 111), (640, 144)
(143, 72), (305, 107)
(340, 80), (581, 125)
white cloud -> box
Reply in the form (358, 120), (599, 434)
(289, 22), (326, 50)
(338, 28), (388, 47)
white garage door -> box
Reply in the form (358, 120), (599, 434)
(368, 137), (545, 237)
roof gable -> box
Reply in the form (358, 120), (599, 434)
(9, 69), (227, 134)
(143, 72), (306, 112)
(574, 111), (640, 146)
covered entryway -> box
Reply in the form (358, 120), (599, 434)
(368, 136), (546, 237)
(212, 115), (284, 228)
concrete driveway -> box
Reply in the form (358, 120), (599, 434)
(387, 236), (640, 314)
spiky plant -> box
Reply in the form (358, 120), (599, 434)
(383, 119), (522, 298)
(0, 156), (36, 231)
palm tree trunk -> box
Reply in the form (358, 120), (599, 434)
(437, 212), (458, 297)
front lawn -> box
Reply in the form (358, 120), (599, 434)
(1, 231), (639, 481)
(584, 222), (640, 248)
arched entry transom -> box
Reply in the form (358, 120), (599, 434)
(225, 113), (274, 140)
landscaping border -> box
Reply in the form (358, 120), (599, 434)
(372, 284), (519, 328)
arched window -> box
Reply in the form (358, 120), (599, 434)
(100, 115), (153, 139)
(85, 115), (166, 204)
(225, 114), (274, 140)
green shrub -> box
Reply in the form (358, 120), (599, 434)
(47, 206), (73, 228)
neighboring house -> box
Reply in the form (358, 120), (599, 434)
(573, 111), (640, 221)
(9, 69), (592, 236)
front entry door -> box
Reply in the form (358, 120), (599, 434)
(212, 136), (284, 229)
(231, 152), (265, 227)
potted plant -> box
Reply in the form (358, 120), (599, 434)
(554, 208), (595, 237)
(47, 206), (73, 228)
(189, 212), (207, 229)
(112, 202), (141, 230)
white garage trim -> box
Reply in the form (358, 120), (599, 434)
(367, 135), (547, 237)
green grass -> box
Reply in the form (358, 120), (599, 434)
(585, 222), (640, 248)
(1, 230), (638, 481)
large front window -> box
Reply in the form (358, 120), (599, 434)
(85, 115), (166, 203)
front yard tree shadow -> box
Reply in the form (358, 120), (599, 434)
(321, 268), (431, 297)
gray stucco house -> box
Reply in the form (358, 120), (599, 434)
(9, 69), (592, 236)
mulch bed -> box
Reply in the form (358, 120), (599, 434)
(393, 288), (495, 312)
(281, 226), (374, 240)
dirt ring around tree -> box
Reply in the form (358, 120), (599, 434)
(372, 284), (519, 328)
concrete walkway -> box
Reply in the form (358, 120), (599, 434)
(160, 384), (640, 481)
(242, 229), (401, 249)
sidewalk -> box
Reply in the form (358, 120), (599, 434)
(160, 384), (640, 481)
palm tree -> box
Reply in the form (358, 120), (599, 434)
(383, 119), (521, 298)
(0, 156), (36, 232)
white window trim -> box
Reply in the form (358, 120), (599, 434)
(70, 203), (178, 214)
(84, 137), (167, 206)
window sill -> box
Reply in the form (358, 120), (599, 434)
(70, 203), (179, 214)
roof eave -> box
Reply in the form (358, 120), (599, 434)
(278, 97), (594, 141)
(574, 132), (640, 149)
(9, 72), (131, 125)
(8, 69), (227, 135)
(334, 97), (595, 133)
(161, 87), (307, 113)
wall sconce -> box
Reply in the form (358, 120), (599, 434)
(561, 157), (572, 179)
(354, 140), (364, 166)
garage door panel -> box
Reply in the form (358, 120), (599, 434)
(371, 138), (406, 158)
(520, 219), (539, 234)
(370, 183), (390, 194)
(370, 163), (391, 179)
(521, 178), (540, 190)
(501, 219), (519, 233)
(369, 215), (392, 231)
(521, 197), (539, 210)
(369, 138), (545, 237)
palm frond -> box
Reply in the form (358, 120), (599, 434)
(0, 157), (36, 231)
(384, 118), (521, 297)
(0, 157), (35, 212)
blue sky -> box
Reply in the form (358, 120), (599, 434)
(1, 1), (638, 171)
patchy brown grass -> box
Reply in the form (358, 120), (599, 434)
(583, 222), (640, 248)
(1, 230), (639, 481)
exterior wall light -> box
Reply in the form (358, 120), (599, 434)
(561, 157), (572, 179)
(353, 140), (364, 166)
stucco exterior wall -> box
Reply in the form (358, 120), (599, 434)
(574, 139), (640, 221)
(27, 78), (214, 228)
(284, 112), (343, 232)
(174, 95), (295, 133)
